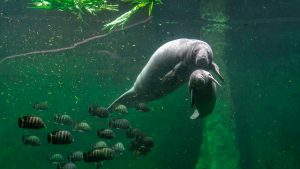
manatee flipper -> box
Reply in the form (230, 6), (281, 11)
(162, 62), (183, 85)
(190, 109), (200, 120)
(162, 70), (176, 85)
(106, 87), (138, 112)
(211, 62), (224, 82)
(190, 88), (195, 108)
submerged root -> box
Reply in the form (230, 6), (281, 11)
(0, 16), (152, 64)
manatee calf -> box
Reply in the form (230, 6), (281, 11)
(188, 69), (220, 119)
(107, 38), (224, 111)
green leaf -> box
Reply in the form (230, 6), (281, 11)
(148, 1), (153, 16)
(30, 0), (163, 30)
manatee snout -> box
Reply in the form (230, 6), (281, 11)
(194, 48), (211, 68)
(195, 56), (209, 68)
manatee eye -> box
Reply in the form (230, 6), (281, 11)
(193, 48), (200, 55)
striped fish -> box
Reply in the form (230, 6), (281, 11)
(92, 141), (108, 149)
(112, 142), (125, 155)
(48, 153), (64, 164)
(129, 135), (154, 156)
(114, 104), (128, 114)
(83, 148), (115, 162)
(47, 130), (74, 144)
(109, 118), (130, 130)
(97, 129), (115, 139)
(74, 121), (91, 132)
(32, 101), (48, 110)
(22, 135), (41, 146)
(89, 106), (109, 118)
(126, 128), (144, 138)
(54, 114), (73, 125)
(135, 103), (150, 112)
(67, 151), (83, 162)
(18, 115), (45, 129)
(57, 162), (77, 169)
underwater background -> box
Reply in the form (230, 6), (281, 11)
(0, 0), (299, 169)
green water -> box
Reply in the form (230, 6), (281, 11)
(0, 0), (299, 169)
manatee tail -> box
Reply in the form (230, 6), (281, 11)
(106, 87), (138, 112)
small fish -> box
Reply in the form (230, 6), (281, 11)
(92, 141), (108, 149)
(114, 104), (128, 114)
(135, 146), (152, 156)
(67, 151), (83, 162)
(18, 115), (45, 129)
(112, 142), (125, 155)
(54, 114), (73, 125)
(129, 140), (151, 156)
(135, 103), (150, 112)
(48, 130), (74, 144)
(97, 129), (115, 139)
(48, 153), (64, 164)
(139, 136), (154, 148)
(134, 134), (155, 148)
(32, 101), (48, 110)
(74, 121), (91, 132)
(109, 118), (130, 130)
(22, 135), (41, 146)
(89, 106), (109, 118)
(57, 162), (77, 169)
(129, 135), (154, 156)
(83, 148), (115, 162)
(126, 128), (144, 139)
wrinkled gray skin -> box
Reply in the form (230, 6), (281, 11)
(189, 70), (220, 119)
(107, 38), (224, 112)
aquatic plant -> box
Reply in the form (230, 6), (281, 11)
(31, 0), (118, 18)
(103, 0), (162, 30)
(30, 0), (162, 30)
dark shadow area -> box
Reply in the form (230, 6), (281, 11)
(226, 0), (300, 168)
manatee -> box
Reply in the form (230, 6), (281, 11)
(107, 38), (224, 111)
(188, 69), (220, 119)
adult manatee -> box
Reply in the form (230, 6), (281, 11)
(107, 38), (224, 111)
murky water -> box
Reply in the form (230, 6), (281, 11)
(0, 0), (299, 169)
